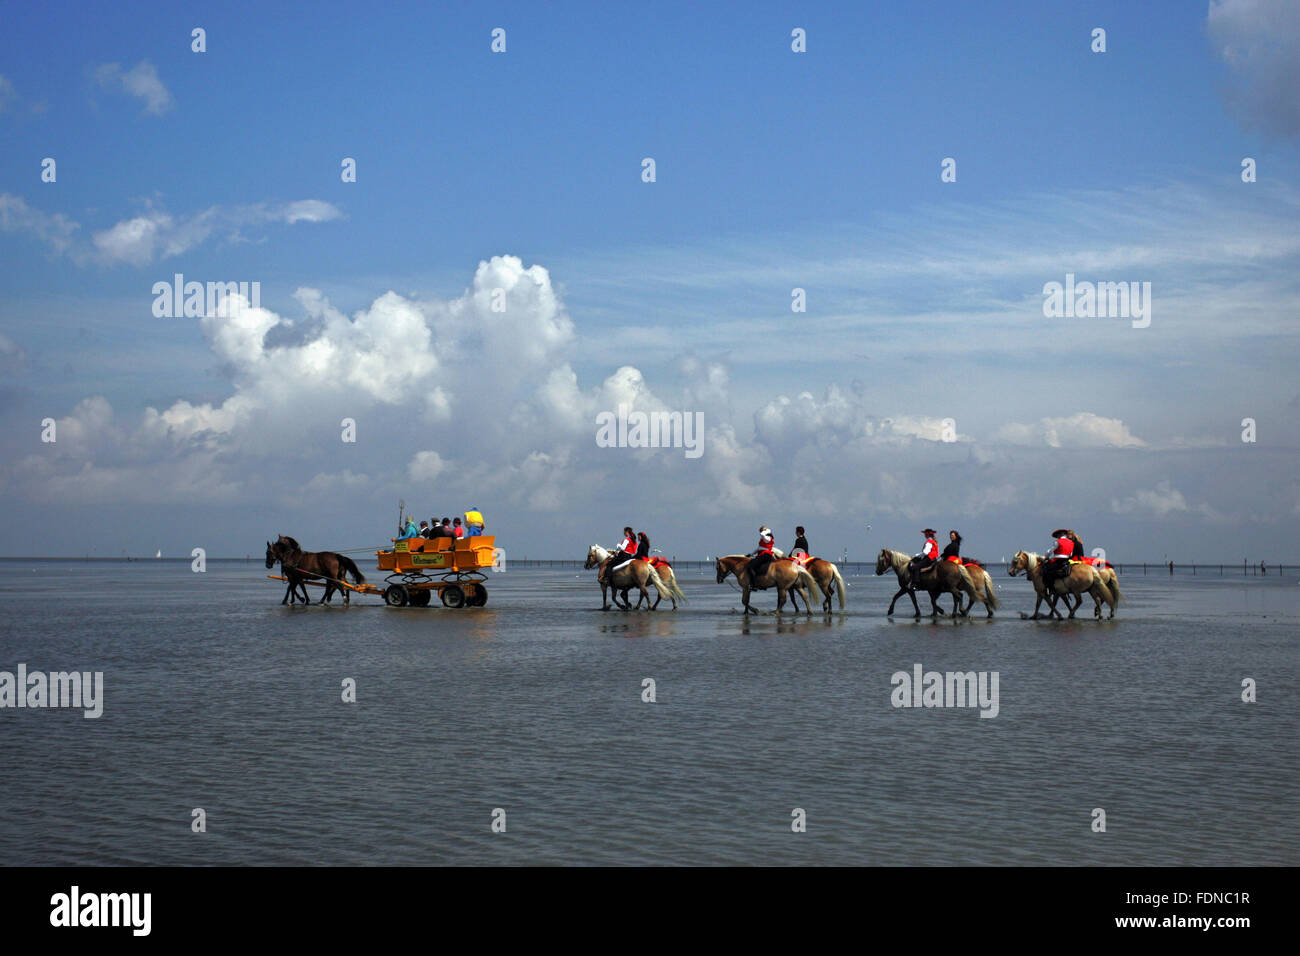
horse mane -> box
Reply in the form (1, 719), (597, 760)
(279, 534), (301, 550)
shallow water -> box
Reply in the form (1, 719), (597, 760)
(0, 559), (1295, 865)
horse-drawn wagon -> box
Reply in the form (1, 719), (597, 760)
(267, 533), (497, 609)
(374, 534), (497, 607)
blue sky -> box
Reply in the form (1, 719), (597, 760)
(1, 0), (1298, 560)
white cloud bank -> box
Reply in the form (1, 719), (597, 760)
(5, 255), (1207, 538)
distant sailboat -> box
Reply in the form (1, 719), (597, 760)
(155, 549), (162, 559)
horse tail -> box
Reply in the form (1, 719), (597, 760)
(646, 565), (666, 594)
(666, 569), (687, 604)
(798, 567), (824, 603)
(980, 568), (999, 609)
(337, 554), (365, 585)
(831, 565), (846, 608)
(1107, 572), (1122, 606)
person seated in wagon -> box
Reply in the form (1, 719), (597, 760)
(465, 508), (485, 536)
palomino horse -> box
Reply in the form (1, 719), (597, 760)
(786, 554), (847, 612)
(714, 554), (823, 615)
(584, 545), (673, 611)
(946, 558), (999, 618)
(1008, 551), (1119, 619)
(874, 548), (976, 618)
(586, 545), (686, 609)
(267, 535), (366, 605)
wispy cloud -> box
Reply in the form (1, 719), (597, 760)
(0, 194), (343, 266)
(0, 194), (80, 255)
(93, 61), (173, 115)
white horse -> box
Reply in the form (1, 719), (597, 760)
(585, 545), (685, 610)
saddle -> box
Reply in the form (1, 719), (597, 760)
(786, 553), (814, 567)
(641, 556), (671, 569)
(944, 556), (983, 567)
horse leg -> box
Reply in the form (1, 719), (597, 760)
(929, 585), (947, 616)
(888, 587), (902, 615)
(600, 581), (610, 610)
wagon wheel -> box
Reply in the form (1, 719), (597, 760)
(409, 589), (431, 607)
(384, 584), (409, 607)
(466, 585), (487, 606)
(440, 584), (465, 608)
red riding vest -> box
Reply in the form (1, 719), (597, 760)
(1051, 536), (1074, 560)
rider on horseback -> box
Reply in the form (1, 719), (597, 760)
(907, 529), (939, 582)
(1042, 528), (1076, 588)
(941, 530), (962, 562)
(792, 526), (809, 556)
(598, 527), (638, 584)
(748, 526), (776, 586)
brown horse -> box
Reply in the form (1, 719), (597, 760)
(874, 548), (975, 618)
(267, 535), (366, 605)
(787, 556), (847, 612)
(1009, 551), (1118, 619)
(584, 545), (672, 611)
(714, 554), (823, 615)
(625, 558), (687, 610)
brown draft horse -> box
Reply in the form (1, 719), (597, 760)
(714, 554), (824, 615)
(266, 535), (366, 605)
